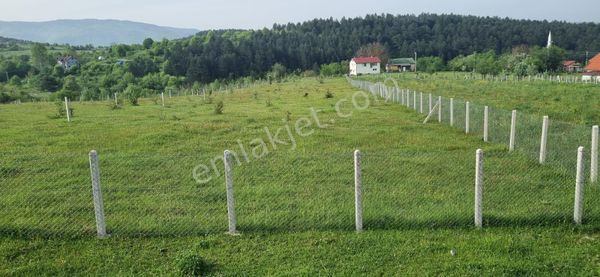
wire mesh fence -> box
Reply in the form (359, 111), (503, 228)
(374, 72), (600, 85)
(348, 78), (598, 172)
(1, 146), (599, 238)
(0, 78), (598, 238)
(0, 153), (93, 238)
(100, 153), (224, 237)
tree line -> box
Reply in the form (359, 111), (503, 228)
(1, 13), (600, 102)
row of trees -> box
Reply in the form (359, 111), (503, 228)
(420, 45), (568, 75)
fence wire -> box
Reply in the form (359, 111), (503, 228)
(0, 153), (92, 237)
(1, 146), (599, 238)
(0, 78), (598, 238)
(348, 78), (597, 171)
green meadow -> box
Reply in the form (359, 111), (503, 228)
(360, 72), (600, 125)
(0, 77), (599, 275)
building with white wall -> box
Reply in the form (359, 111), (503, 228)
(349, 56), (381, 76)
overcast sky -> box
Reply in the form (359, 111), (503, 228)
(1, 0), (598, 30)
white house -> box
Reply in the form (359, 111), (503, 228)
(57, 56), (79, 71)
(349, 56), (381, 76)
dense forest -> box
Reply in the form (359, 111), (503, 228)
(1, 13), (600, 102)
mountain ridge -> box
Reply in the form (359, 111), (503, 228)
(0, 19), (200, 46)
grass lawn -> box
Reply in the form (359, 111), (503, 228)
(0, 77), (599, 275)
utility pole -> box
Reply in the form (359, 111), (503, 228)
(586, 51), (589, 66)
(414, 51), (418, 72)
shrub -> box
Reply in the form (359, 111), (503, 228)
(107, 101), (120, 110)
(176, 253), (210, 277)
(317, 76), (324, 84)
(325, 90), (334, 99)
(54, 101), (74, 118)
(124, 84), (143, 106)
(214, 100), (224, 114)
(0, 92), (14, 104)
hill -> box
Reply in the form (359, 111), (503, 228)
(162, 14), (600, 83)
(0, 36), (30, 45)
(0, 19), (199, 46)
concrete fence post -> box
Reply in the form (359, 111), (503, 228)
(574, 146), (585, 225)
(64, 97), (71, 122)
(437, 96), (442, 123)
(539, 116), (549, 164)
(592, 125), (598, 183)
(402, 89), (405, 105)
(413, 91), (417, 110)
(429, 93), (433, 113)
(509, 110), (517, 151)
(401, 89), (405, 105)
(224, 150), (239, 235)
(114, 93), (118, 106)
(420, 92), (423, 113)
(89, 150), (107, 238)
(387, 86), (390, 100)
(450, 98), (454, 126)
(354, 150), (363, 232)
(475, 149), (484, 228)
(161, 92), (165, 107)
(406, 90), (411, 108)
(465, 101), (470, 134)
(483, 106), (489, 142)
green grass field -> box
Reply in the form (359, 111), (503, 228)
(360, 72), (600, 125)
(1, 77), (599, 275)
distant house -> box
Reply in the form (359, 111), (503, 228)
(562, 60), (582, 73)
(349, 56), (381, 76)
(116, 59), (127, 65)
(57, 56), (79, 71)
(386, 58), (416, 72)
(584, 53), (600, 73)
(583, 53), (600, 81)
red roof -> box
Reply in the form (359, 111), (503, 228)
(563, 60), (577, 66)
(352, 56), (381, 64)
(585, 53), (600, 72)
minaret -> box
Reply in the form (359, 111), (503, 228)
(547, 31), (552, 48)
